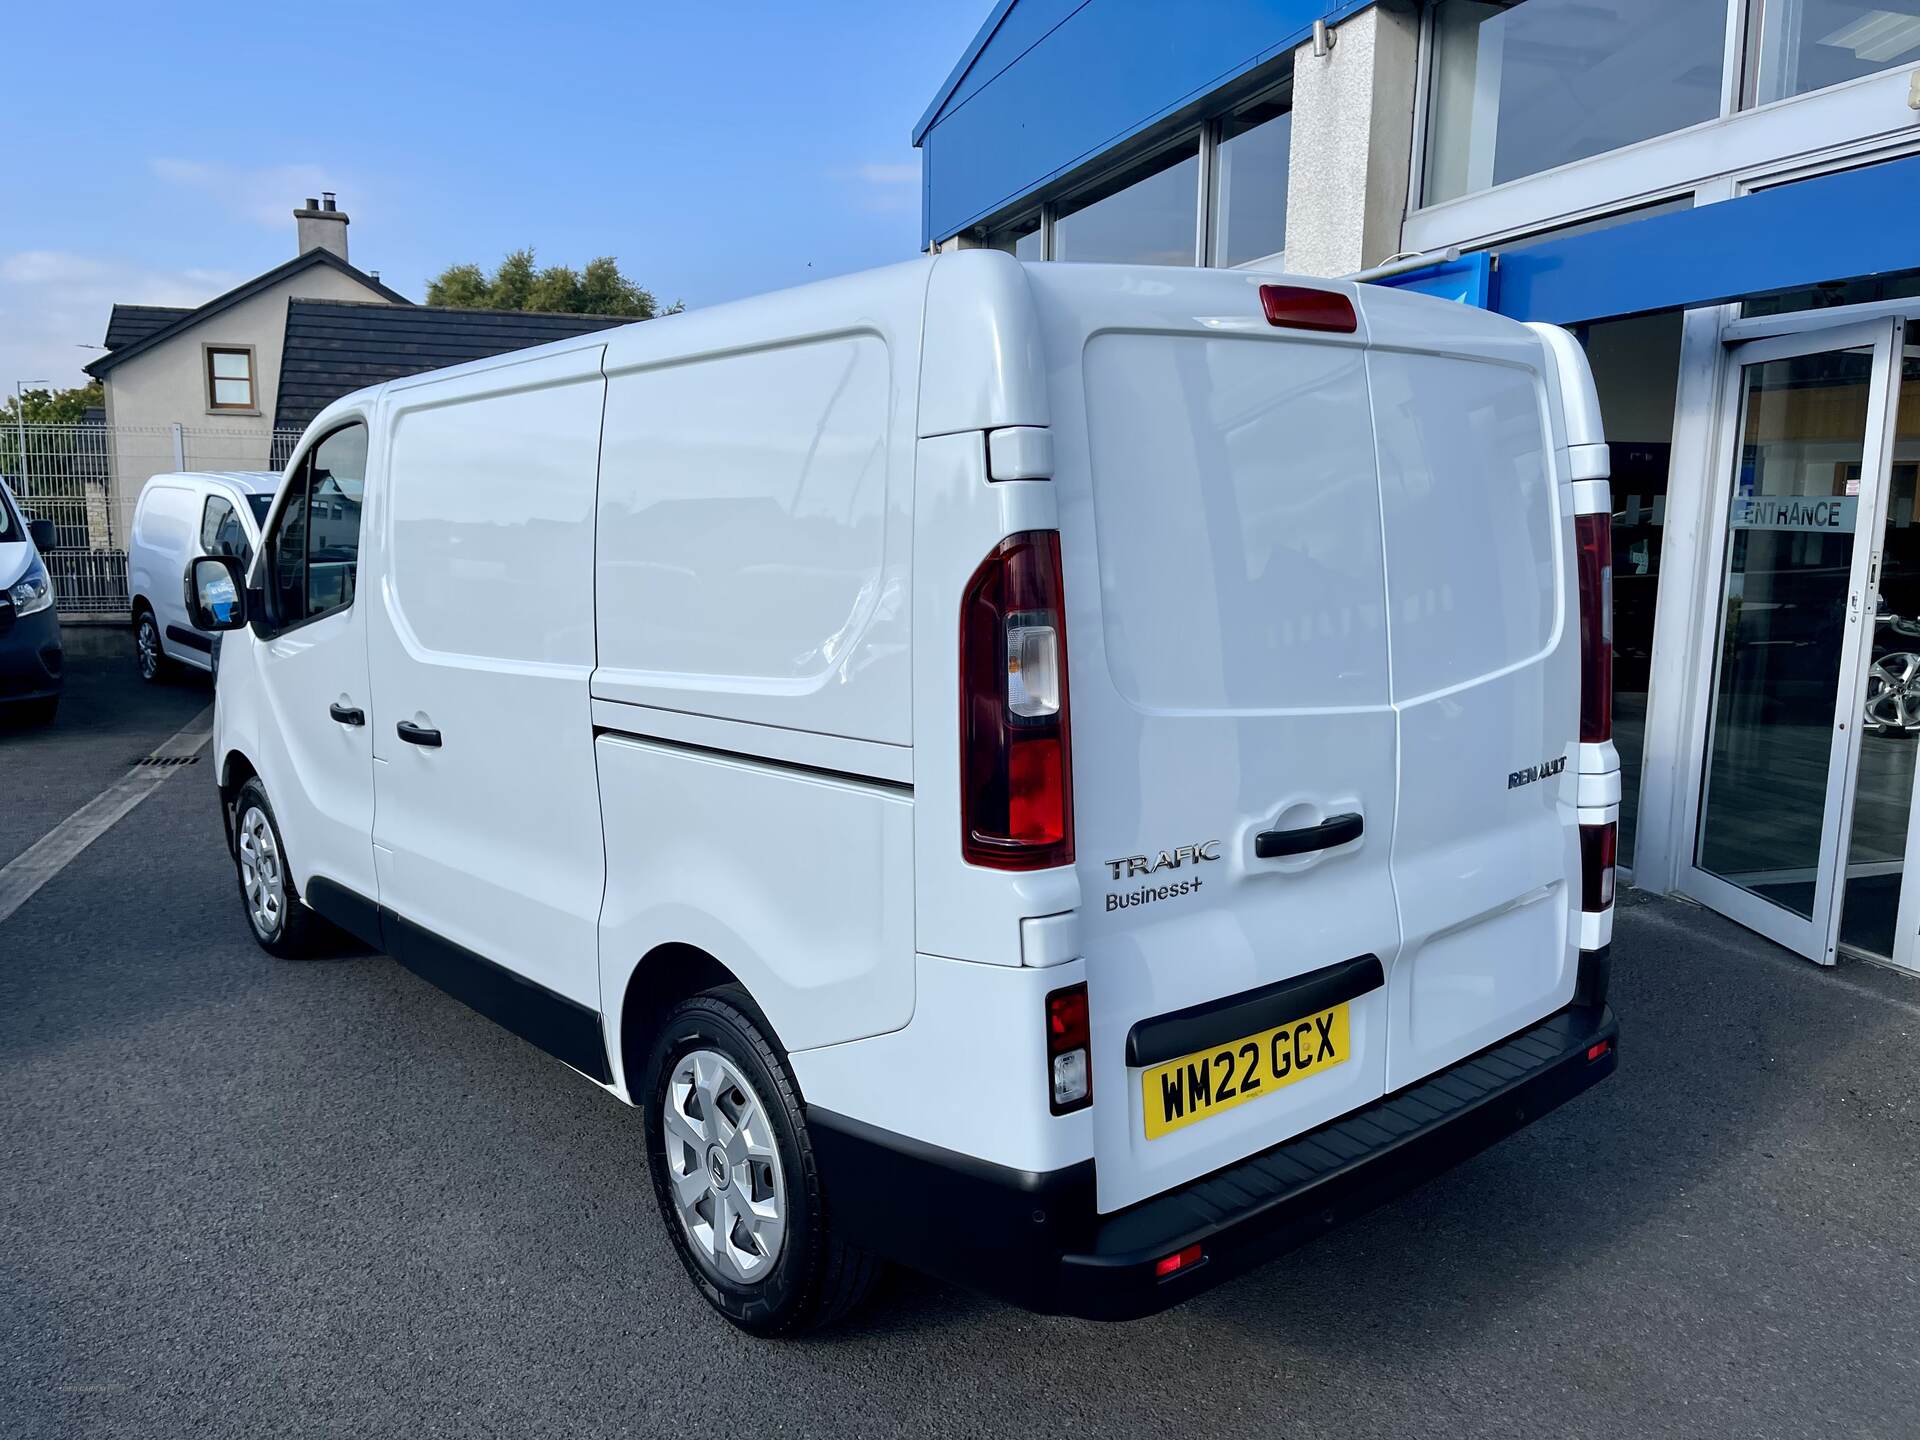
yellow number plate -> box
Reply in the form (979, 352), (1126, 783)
(1141, 1002), (1351, 1140)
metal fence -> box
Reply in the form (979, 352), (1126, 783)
(3, 420), (298, 615)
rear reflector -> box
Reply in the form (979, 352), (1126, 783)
(960, 532), (1075, 870)
(1575, 512), (1614, 744)
(1155, 1243), (1204, 1278)
(1046, 983), (1092, 1115)
(1581, 821), (1617, 913)
(1259, 284), (1357, 334)
(1587, 1040), (1612, 1063)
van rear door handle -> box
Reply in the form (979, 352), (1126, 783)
(395, 720), (442, 748)
(328, 702), (365, 727)
(1255, 812), (1363, 859)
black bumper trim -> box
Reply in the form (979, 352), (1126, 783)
(812, 1002), (1617, 1320)
(1125, 953), (1383, 1066)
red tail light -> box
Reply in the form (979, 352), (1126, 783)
(1581, 821), (1617, 913)
(1575, 512), (1613, 744)
(1045, 982), (1091, 1114)
(960, 531), (1074, 870)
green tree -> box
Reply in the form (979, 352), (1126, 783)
(1, 379), (103, 426)
(425, 249), (680, 317)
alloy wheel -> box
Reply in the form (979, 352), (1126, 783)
(137, 616), (159, 680)
(1865, 652), (1920, 734)
(661, 1048), (787, 1283)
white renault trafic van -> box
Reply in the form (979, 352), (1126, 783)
(129, 470), (277, 681)
(186, 253), (1620, 1334)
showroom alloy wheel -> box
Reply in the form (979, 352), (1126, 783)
(642, 989), (880, 1335)
(1864, 651), (1920, 737)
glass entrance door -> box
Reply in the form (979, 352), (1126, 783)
(1682, 319), (1904, 963)
(1849, 347), (1920, 973)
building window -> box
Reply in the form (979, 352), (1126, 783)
(1423, 0), (1727, 206)
(1053, 142), (1200, 266)
(1210, 95), (1292, 267)
(205, 347), (255, 411)
(1745, 0), (1920, 107)
(985, 212), (1044, 259)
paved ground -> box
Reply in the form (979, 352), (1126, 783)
(4, 636), (1919, 1438)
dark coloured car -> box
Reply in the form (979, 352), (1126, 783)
(0, 479), (64, 725)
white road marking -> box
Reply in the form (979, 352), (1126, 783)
(0, 704), (215, 927)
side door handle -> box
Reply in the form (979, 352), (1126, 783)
(1255, 812), (1364, 860)
(328, 702), (365, 727)
(395, 720), (442, 748)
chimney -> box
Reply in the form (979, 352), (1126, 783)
(294, 192), (350, 261)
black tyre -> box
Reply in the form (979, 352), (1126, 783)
(230, 777), (330, 958)
(642, 988), (881, 1335)
(133, 606), (168, 683)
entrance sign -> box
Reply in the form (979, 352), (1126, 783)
(1728, 495), (1857, 533)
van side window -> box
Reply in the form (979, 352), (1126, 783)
(199, 495), (251, 566)
(306, 424), (367, 618)
(268, 461), (311, 627)
(263, 420), (368, 630)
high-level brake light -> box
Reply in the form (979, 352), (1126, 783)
(960, 531), (1074, 870)
(1258, 284), (1357, 334)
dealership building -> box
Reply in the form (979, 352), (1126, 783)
(916, 0), (1920, 975)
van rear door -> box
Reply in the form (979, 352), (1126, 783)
(1359, 292), (1581, 1090)
(1033, 268), (1402, 1212)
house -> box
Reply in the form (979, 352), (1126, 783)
(86, 196), (404, 517)
(85, 194), (627, 529)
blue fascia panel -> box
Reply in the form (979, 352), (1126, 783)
(918, 0), (1374, 249)
(1370, 252), (1495, 309)
(914, 0), (1087, 146)
(1493, 153), (1920, 325)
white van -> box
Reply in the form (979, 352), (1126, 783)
(186, 253), (1620, 1334)
(128, 471), (277, 681)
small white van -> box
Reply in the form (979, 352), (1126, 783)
(187, 253), (1620, 1334)
(129, 471), (277, 681)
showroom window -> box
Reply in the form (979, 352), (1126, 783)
(975, 84), (1291, 267)
(1053, 142), (1200, 266)
(985, 212), (1043, 260)
(1745, 0), (1920, 105)
(1210, 94), (1292, 267)
(1423, 0), (1727, 205)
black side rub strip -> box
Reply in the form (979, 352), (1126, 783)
(1255, 812), (1363, 859)
(302, 877), (612, 1083)
(1126, 954), (1384, 1068)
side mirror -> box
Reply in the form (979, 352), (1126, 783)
(27, 517), (55, 551)
(185, 554), (248, 631)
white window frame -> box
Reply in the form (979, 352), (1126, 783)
(1403, 0), (1920, 256)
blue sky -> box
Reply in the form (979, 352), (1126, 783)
(0, 1), (989, 391)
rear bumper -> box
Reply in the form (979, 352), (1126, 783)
(810, 999), (1618, 1321)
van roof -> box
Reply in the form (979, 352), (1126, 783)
(142, 470), (280, 496)
(295, 253), (1555, 442)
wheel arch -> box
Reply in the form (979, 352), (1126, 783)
(617, 942), (775, 1099)
(218, 749), (259, 859)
